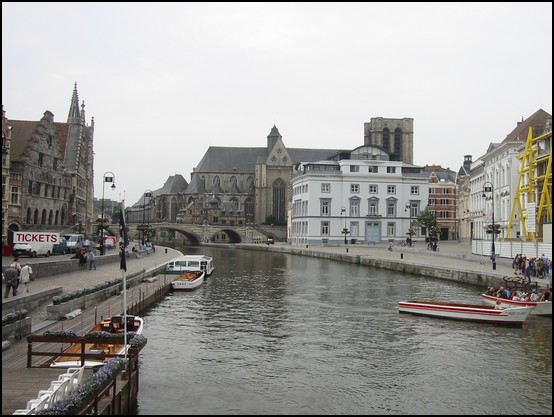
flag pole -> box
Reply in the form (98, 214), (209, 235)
(119, 201), (129, 375)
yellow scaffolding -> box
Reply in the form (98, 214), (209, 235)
(507, 127), (552, 241)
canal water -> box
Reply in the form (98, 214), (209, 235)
(136, 246), (552, 415)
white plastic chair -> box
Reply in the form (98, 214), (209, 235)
(60, 365), (85, 392)
(23, 393), (51, 413)
(37, 378), (70, 408)
(12, 408), (32, 415)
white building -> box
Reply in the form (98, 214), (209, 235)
(291, 145), (429, 245)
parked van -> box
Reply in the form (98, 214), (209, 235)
(63, 234), (84, 253)
(12, 231), (59, 258)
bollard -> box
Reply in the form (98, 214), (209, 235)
(401, 253), (403, 259)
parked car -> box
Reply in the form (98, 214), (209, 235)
(52, 236), (70, 255)
(12, 242), (52, 258)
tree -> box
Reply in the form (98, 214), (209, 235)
(413, 209), (437, 242)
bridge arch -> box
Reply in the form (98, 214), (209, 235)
(147, 224), (245, 245)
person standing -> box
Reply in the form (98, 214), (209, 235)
(86, 249), (96, 270)
(3, 266), (19, 298)
(19, 263), (34, 293)
(10, 257), (22, 274)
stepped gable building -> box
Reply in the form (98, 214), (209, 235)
(3, 84), (95, 245)
(186, 125), (344, 225)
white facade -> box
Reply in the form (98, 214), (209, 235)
(470, 142), (523, 244)
(291, 147), (429, 245)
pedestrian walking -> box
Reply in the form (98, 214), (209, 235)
(86, 249), (96, 270)
(3, 266), (19, 298)
(19, 263), (34, 293)
(10, 257), (22, 274)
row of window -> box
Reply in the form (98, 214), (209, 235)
(37, 152), (59, 170)
(295, 184), (420, 195)
(24, 207), (67, 226)
(292, 220), (404, 238)
(27, 180), (69, 200)
(348, 165), (398, 173)
(292, 200), (421, 218)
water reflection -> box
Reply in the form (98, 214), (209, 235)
(137, 245), (552, 415)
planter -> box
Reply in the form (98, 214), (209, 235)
(45, 268), (154, 320)
(47, 286), (119, 320)
(2, 317), (32, 341)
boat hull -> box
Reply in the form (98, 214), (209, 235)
(399, 300), (533, 326)
(171, 270), (205, 291)
(481, 294), (552, 317)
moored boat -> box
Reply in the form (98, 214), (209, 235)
(398, 300), (534, 326)
(481, 294), (552, 317)
(171, 270), (205, 291)
(50, 315), (144, 368)
(166, 255), (215, 277)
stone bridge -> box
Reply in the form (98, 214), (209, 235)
(126, 222), (285, 245)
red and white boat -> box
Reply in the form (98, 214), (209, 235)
(481, 294), (552, 317)
(398, 300), (534, 326)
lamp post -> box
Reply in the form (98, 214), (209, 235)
(405, 202), (412, 247)
(142, 190), (152, 245)
(101, 172), (116, 256)
(341, 207), (349, 244)
(482, 181), (496, 270)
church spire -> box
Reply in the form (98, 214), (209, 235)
(67, 82), (80, 122)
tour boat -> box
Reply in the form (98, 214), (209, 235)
(50, 315), (144, 368)
(398, 300), (534, 326)
(165, 255), (215, 277)
(481, 294), (552, 317)
(171, 270), (205, 291)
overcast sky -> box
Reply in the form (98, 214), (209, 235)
(2, 2), (552, 206)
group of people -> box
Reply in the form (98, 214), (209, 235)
(485, 285), (551, 303)
(71, 248), (96, 270)
(3, 256), (34, 298)
(512, 253), (552, 284)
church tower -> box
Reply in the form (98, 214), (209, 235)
(363, 117), (414, 164)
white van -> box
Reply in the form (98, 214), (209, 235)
(12, 231), (58, 257)
(64, 234), (84, 253)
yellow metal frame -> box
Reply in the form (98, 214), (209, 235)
(507, 128), (552, 241)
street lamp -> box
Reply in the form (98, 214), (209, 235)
(482, 181), (497, 270)
(100, 172), (116, 256)
(341, 207), (349, 244)
(142, 190), (153, 245)
(405, 202), (412, 247)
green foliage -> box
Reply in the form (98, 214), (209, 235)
(413, 209), (437, 236)
(2, 309), (28, 327)
(136, 224), (156, 238)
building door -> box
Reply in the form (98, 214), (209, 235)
(365, 222), (381, 243)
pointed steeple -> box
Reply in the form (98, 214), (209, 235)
(267, 125), (282, 151)
(80, 100), (86, 125)
(67, 82), (81, 122)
